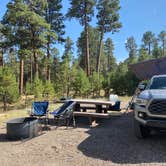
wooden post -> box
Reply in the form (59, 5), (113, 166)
(96, 104), (102, 113)
(75, 103), (80, 112)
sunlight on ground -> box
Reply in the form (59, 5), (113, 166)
(0, 109), (28, 126)
(119, 96), (131, 103)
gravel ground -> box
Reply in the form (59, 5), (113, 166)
(0, 112), (166, 166)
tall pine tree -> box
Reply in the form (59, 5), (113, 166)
(104, 38), (116, 72)
(158, 31), (166, 57)
(125, 36), (137, 64)
(96, 0), (121, 74)
(3, 0), (50, 94)
(142, 31), (155, 55)
(45, 0), (65, 81)
(67, 0), (96, 77)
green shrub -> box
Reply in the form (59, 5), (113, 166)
(43, 81), (55, 97)
(0, 67), (19, 111)
(72, 69), (90, 97)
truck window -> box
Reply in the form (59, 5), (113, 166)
(149, 77), (166, 89)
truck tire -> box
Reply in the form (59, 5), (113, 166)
(134, 119), (150, 138)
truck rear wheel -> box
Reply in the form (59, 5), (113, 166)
(134, 119), (151, 138)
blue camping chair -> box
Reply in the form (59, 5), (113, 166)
(50, 100), (76, 127)
(30, 101), (49, 124)
(109, 95), (121, 111)
(109, 101), (121, 111)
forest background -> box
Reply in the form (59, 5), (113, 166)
(0, 0), (165, 111)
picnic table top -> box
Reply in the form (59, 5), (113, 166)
(71, 99), (114, 105)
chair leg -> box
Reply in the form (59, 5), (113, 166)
(38, 117), (43, 132)
(73, 114), (76, 128)
(66, 118), (69, 129)
(58, 118), (62, 127)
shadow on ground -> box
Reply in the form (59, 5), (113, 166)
(77, 112), (166, 164)
(0, 134), (8, 142)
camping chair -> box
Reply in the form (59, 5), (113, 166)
(109, 101), (121, 111)
(50, 100), (76, 127)
(109, 95), (121, 111)
(30, 101), (49, 125)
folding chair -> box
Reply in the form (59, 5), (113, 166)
(30, 101), (49, 125)
(109, 101), (121, 111)
(50, 100), (76, 127)
(109, 94), (121, 111)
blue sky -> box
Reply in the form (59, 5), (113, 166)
(0, 0), (166, 62)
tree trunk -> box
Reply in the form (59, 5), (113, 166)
(47, 41), (51, 81)
(19, 56), (24, 95)
(3, 94), (7, 111)
(148, 43), (151, 55)
(96, 32), (104, 74)
(104, 88), (110, 98)
(53, 56), (57, 81)
(85, 22), (90, 77)
(108, 51), (110, 71)
(30, 54), (33, 83)
(163, 40), (165, 56)
(84, 2), (90, 77)
(67, 85), (70, 97)
(33, 51), (39, 79)
(0, 50), (3, 67)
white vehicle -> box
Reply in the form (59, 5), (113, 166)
(134, 75), (166, 138)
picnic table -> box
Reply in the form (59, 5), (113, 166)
(55, 99), (122, 126)
(72, 99), (114, 113)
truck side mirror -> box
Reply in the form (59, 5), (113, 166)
(138, 84), (146, 91)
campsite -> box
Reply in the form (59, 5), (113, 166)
(0, 0), (166, 166)
(0, 98), (166, 166)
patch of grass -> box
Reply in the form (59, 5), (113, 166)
(0, 109), (28, 126)
(0, 103), (62, 126)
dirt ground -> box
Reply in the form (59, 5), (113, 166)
(0, 111), (166, 166)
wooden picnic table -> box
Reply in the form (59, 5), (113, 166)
(55, 99), (114, 113)
(54, 99), (121, 126)
(72, 99), (114, 113)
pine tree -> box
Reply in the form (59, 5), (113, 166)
(61, 37), (74, 97)
(0, 23), (4, 66)
(138, 46), (149, 62)
(67, 0), (96, 76)
(62, 37), (74, 60)
(0, 67), (19, 111)
(77, 26), (100, 73)
(125, 36), (137, 64)
(45, 0), (65, 81)
(3, 0), (50, 94)
(152, 38), (162, 58)
(104, 38), (116, 71)
(158, 31), (166, 57)
(96, 0), (121, 74)
(142, 31), (155, 55)
(72, 69), (90, 97)
(25, 0), (50, 79)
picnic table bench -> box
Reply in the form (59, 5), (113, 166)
(73, 111), (122, 126)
